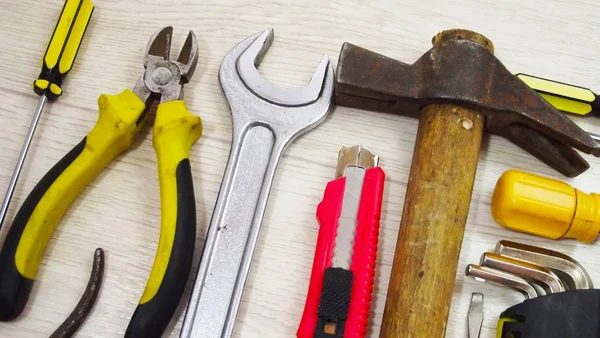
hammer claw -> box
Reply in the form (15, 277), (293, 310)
(497, 124), (589, 177)
(335, 39), (600, 176)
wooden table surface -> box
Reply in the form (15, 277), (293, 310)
(0, 0), (599, 337)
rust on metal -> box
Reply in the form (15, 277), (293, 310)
(335, 40), (600, 177)
(50, 248), (104, 338)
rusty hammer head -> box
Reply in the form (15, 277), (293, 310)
(335, 29), (600, 177)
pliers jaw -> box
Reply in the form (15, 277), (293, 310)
(133, 26), (199, 107)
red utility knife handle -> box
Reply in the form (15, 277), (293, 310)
(346, 166), (385, 337)
(297, 167), (385, 338)
(297, 176), (345, 338)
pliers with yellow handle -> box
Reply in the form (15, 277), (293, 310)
(0, 27), (202, 338)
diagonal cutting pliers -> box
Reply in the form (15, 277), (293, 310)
(0, 26), (202, 337)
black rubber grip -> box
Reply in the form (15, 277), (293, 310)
(501, 289), (600, 338)
(125, 159), (196, 338)
(0, 138), (87, 321)
(315, 267), (353, 338)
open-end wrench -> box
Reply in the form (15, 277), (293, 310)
(181, 29), (334, 338)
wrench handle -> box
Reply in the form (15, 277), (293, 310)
(182, 125), (282, 338)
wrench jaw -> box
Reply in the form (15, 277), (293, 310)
(244, 28), (274, 68)
(219, 29), (334, 137)
(234, 28), (330, 107)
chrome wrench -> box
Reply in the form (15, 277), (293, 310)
(181, 29), (334, 338)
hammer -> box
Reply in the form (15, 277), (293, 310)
(335, 29), (600, 337)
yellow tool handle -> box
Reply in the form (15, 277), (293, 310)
(491, 169), (600, 243)
(497, 317), (517, 338)
(517, 73), (599, 117)
(126, 101), (202, 337)
(33, 0), (94, 100)
(0, 90), (144, 320)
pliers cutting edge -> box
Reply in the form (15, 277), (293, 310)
(0, 27), (202, 338)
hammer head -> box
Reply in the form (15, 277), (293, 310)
(335, 30), (600, 177)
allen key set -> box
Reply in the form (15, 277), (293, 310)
(467, 241), (597, 337)
(467, 241), (593, 297)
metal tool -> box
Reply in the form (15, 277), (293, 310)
(480, 253), (566, 294)
(0, 0), (94, 232)
(297, 145), (385, 338)
(50, 248), (104, 338)
(181, 29), (334, 338)
(466, 265), (538, 299)
(492, 169), (600, 243)
(0, 27), (201, 338)
(468, 241), (595, 338)
(336, 35), (600, 178)
(468, 293), (484, 338)
(335, 28), (600, 338)
(495, 241), (593, 290)
(467, 241), (591, 299)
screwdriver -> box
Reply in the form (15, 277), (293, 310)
(517, 74), (600, 143)
(0, 0), (94, 231)
(491, 169), (600, 243)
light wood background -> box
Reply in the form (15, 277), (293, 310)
(1, 0), (599, 337)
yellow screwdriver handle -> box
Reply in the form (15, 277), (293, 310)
(517, 73), (598, 117)
(0, 90), (144, 321)
(491, 169), (600, 243)
(33, 0), (94, 100)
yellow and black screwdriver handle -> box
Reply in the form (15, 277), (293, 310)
(33, 0), (94, 100)
(517, 73), (599, 117)
(0, 89), (202, 328)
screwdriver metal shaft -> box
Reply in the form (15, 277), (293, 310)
(0, 0), (94, 232)
(0, 96), (48, 229)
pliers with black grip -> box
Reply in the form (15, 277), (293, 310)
(0, 26), (202, 338)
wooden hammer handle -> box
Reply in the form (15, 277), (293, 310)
(380, 30), (492, 337)
(380, 104), (484, 337)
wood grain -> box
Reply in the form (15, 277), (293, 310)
(0, 1), (599, 337)
(381, 104), (484, 337)
(381, 30), (491, 338)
